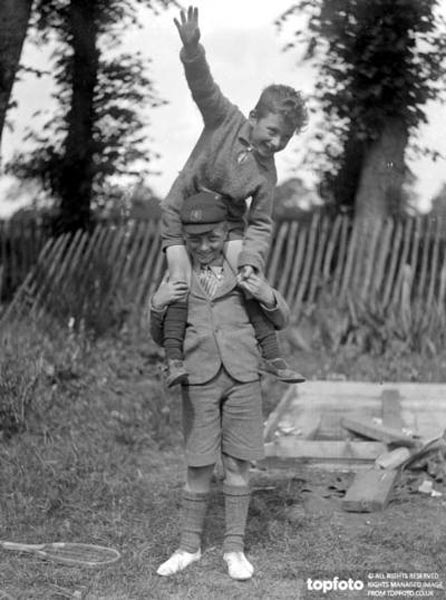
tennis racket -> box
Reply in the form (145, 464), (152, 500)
(0, 541), (121, 567)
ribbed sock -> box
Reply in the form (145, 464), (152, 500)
(223, 484), (251, 553)
(164, 300), (188, 360)
(244, 298), (281, 360)
(179, 490), (209, 553)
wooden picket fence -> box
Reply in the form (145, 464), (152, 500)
(0, 219), (165, 330)
(0, 219), (50, 300)
(1, 212), (446, 332)
(266, 213), (446, 313)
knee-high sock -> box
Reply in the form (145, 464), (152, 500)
(244, 298), (281, 361)
(164, 299), (188, 361)
(179, 490), (209, 553)
(223, 484), (251, 553)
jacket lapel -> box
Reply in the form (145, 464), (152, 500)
(191, 269), (208, 299)
(212, 259), (237, 299)
(190, 258), (237, 300)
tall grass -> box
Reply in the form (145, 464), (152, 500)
(1, 313), (446, 598)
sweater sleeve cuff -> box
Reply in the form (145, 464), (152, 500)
(260, 293), (278, 312)
(150, 300), (167, 314)
(237, 250), (264, 273)
(180, 43), (205, 64)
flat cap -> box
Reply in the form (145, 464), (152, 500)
(180, 191), (228, 233)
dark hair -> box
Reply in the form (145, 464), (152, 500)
(253, 85), (308, 133)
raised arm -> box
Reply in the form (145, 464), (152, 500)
(174, 6), (200, 54)
(173, 6), (234, 127)
(237, 181), (275, 274)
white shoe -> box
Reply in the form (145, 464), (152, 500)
(156, 549), (201, 576)
(223, 551), (254, 580)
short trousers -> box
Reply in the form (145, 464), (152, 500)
(181, 367), (264, 467)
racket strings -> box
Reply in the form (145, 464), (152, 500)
(46, 544), (120, 565)
(0, 541), (121, 566)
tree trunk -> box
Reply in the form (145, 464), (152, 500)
(352, 116), (408, 299)
(57, 0), (98, 233)
(333, 131), (366, 214)
(0, 0), (33, 155)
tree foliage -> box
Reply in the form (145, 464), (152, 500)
(278, 0), (446, 214)
(7, 0), (176, 231)
(0, 0), (33, 151)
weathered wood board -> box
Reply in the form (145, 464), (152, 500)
(342, 466), (400, 512)
(341, 416), (418, 447)
(264, 439), (386, 461)
(263, 381), (446, 465)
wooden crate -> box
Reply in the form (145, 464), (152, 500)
(263, 381), (446, 468)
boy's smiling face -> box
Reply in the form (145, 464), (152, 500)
(184, 222), (228, 267)
(248, 112), (294, 159)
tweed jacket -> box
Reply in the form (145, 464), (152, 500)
(161, 44), (278, 273)
(150, 263), (289, 385)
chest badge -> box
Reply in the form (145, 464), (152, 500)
(236, 147), (253, 165)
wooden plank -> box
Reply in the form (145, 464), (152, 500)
(332, 216), (350, 298)
(31, 232), (75, 317)
(288, 226), (307, 312)
(381, 389), (405, 430)
(293, 213), (320, 310)
(382, 219), (403, 308)
(427, 217), (441, 307)
(409, 216), (422, 297)
(358, 217), (382, 301)
(375, 447), (411, 469)
(273, 381), (446, 441)
(341, 416), (418, 447)
(342, 467), (400, 512)
(128, 220), (156, 299)
(339, 222), (358, 299)
(416, 217), (432, 300)
(404, 435), (446, 468)
(438, 254), (446, 306)
(134, 229), (163, 310)
(308, 214), (329, 304)
(371, 218), (394, 300)
(375, 435), (446, 469)
(322, 213), (342, 280)
(266, 221), (289, 289)
(263, 386), (296, 442)
(277, 411), (321, 439)
(0, 236), (55, 325)
(44, 230), (89, 315)
(277, 220), (299, 300)
(390, 217), (413, 307)
(264, 438), (386, 461)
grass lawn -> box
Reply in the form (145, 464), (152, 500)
(1, 320), (446, 599)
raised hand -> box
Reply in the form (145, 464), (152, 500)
(173, 6), (200, 53)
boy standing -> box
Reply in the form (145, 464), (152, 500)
(150, 192), (290, 580)
(161, 6), (308, 387)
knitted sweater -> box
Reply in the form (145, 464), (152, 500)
(161, 44), (277, 273)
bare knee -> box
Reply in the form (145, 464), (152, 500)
(185, 464), (215, 493)
(166, 245), (192, 282)
(221, 453), (250, 487)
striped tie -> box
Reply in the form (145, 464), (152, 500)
(199, 267), (219, 298)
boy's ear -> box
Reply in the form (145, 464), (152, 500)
(248, 109), (258, 123)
